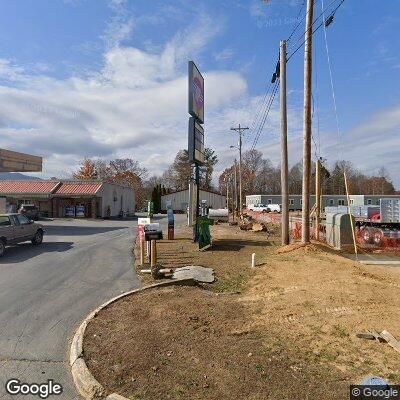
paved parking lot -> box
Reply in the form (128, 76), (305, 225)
(0, 214), (182, 399)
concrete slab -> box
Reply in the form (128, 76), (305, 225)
(344, 253), (400, 266)
(172, 266), (215, 283)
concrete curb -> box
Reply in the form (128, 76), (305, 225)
(69, 278), (196, 399)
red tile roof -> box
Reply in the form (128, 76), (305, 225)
(0, 180), (60, 194)
(54, 182), (102, 196)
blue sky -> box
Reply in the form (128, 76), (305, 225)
(0, 0), (399, 188)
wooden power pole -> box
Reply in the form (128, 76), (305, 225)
(280, 40), (289, 246)
(315, 158), (321, 240)
(301, 0), (314, 244)
(231, 124), (249, 214)
(234, 158), (238, 220)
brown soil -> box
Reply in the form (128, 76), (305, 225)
(84, 286), (347, 400)
(85, 223), (400, 400)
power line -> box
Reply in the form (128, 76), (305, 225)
(287, 0), (306, 42)
(322, 0), (342, 159)
(247, 81), (273, 141)
(251, 80), (280, 151)
(287, 0), (345, 61)
(246, 0), (345, 154)
(251, 82), (279, 150)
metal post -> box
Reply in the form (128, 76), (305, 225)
(150, 240), (157, 267)
(315, 159), (321, 240)
(301, 0), (314, 244)
(194, 164), (200, 242)
(280, 40), (289, 246)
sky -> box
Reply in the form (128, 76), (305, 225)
(0, 0), (399, 188)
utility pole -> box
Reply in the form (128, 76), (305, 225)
(231, 124), (249, 215)
(315, 158), (321, 240)
(280, 40), (289, 246)
(301, 0), (314, 244)
(225, 176), (229, 209)
(234, 158), (238, 221)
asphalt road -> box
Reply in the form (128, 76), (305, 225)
(0, 214), (180, 399)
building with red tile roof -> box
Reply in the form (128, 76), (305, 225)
(0, 180), (60, 195)
(0, 180), (135, 218)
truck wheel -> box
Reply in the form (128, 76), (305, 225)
(32, 230), (43, 245)
(0, 240), (5, 257)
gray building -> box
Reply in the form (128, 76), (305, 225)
(161, 188), (226, 212)
(246, 194), (400, 211)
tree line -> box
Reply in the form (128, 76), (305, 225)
(73, 148), (395, 210)
(73, 147), (218, 210)
(218, 149), (396, 198)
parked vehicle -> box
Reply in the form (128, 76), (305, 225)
(248, 204), (281, 213)
(248, 204), (268, 212)
(0, 214), (45, 257)
(18, 204), (39, 220)
(267, 204), (281, 213)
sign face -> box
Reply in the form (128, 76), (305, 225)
(188, 117), (205, 165)
(76, 205), (85, 218)
(65, 206), (75, 217)
(0, 149), (42, 172)
(188, 61), (204, 124)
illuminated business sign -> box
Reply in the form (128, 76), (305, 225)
(188, 117), (205, 165)
(188, 61), (204, 124)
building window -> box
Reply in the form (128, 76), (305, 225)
(289, 199), (294, 206)
(338, 199), (345, 206)
(350, 199), (354, 205)
(329, 199), (334, 205)
(367, 199), (372, 205)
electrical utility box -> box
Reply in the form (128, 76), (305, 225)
(325, 213), (355, 250)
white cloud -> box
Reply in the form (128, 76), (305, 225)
(214, 48), (235, 62)
(0, 15), (247, 179)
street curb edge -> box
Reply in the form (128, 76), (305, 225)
(69, 278), (196, 400)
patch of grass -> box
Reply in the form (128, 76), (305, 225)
(387, 372), (400, 383)
(255, 363), (266, 374)
(158, 355), (170, 366)
(332, 324), (349, 338)
(213, 273), (250, 293)
(300, 300), (314, 309)
(172, 385), (186, 400)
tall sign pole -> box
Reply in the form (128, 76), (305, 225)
(188, 61), (205, 242)
(301, 0), (314, 244)
(280, 40), (289, 245)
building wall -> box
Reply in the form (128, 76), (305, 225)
(161, 189), (226, 212)
(246, 194), (400, 210)
(363, 195), (400, 206)
(5, 196), (52, 215)
(98, 183), (135, 217)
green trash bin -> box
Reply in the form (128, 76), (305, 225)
(197, 216), (214, 251)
